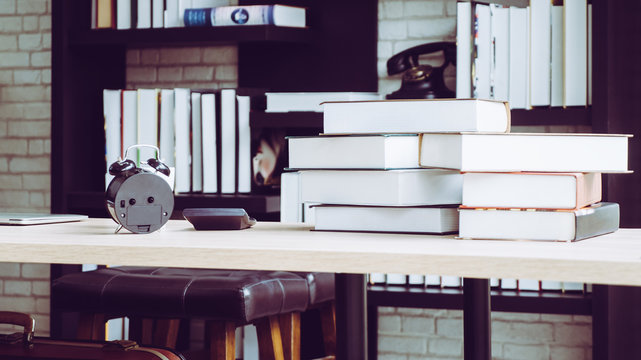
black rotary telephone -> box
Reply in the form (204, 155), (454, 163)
(386, 41), (456, 99)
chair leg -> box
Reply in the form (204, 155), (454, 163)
(141, 318), (155, 345)
(207, 320), (236, 360)
(319, 302), (336, 356)
(279, 312), (301, 360)
(77, 313), (105, 341)
(256, 315), (285, 360)
(153, 319), (181, 348)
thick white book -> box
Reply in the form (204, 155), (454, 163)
(508, 7), (529, 109)
(564, 0), (588, 106)
(541, 280), (562, 291)
(137, 89), (159, 162)
(159, 89), (175, 168)
(299, 169), (462, 206)
(174, 88), (191, 193)
(137, 0), (152, 29)
(288, 134), (419, 170)
(518, 279), (540, 292)
(419, 133), (630, 173)
(191, 92), (203, 192)
(121, 90), (138, 161)
(550, 6), (564, 107)
(473, 4), (491, 99)
(587, 4), (592, 106)
(490, 5), (509, 102)
(302, 202), (317, 225)
(313, 205), (458, 234)
(425, 275), (441, 287)
(266, 92), (381, 113)
(152, 0), (164, 28)
(165, 0), (180, 27)
(220, 89), (237, 194)
(459, 202), (620, 242)
(116, 0), (132, 29)
(322, 99), (510, 134)
(385, 274), (407, 285)
(369, 273), (386, 284)
(456, 2), (472, 98)
(462, 172), (602, 210)
(103, 90), (121, 189)
(408, 275), (425, 286)
(530, 0), (551, 106)
(201, 93), (218, 193)
(563, 282), (585, 292)
(237, 95), (251, 193)
(501, 279), (517, 290)
(280, 171), (301, 223)
(184, 5), (306, 28)
(441, 276), (462, 288)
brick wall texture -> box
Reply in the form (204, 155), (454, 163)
(0, 0), (593, 357)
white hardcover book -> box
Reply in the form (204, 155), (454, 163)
(541, 280), (562, 291)
(201, 93), (218, 193)
(490, 278), (500, 288)
(302, 202), (317, 224)
(237, 95), (251, 193)
(152, 0), (164, 28)
(300, 169), (463, 206)
(122, 90), (138, 162)
(564, 0), (588, 106)
(280, 172), (301, 223)
(456, 2), (472, 98)
(386, 274), (407, 285)
(313, 205), (459, 234)
(563, 282), (585, 292)
(490, 5), (509, 102)
(103, 90), (121, 189)
(191, 92), (203, 192)
(501, 279), (518, 290)
(137, 0), (152, 28)
(369, 273), (386, 285)
(174, 88), (191, 193)
(322, 99), (510, 135)
(137, 89), (159, 162)
(441, 276), (462, 288)
(530, 0), (551, 106)
(408, 275), (425, 286)
(165, 0), (180, 27)
(425, 275), (441, 287)
(210, 5), (306, 28)
(265, 92), (381, 113)
(587, 3), (592, 105)
(508, 7), (528, 109)
(518, 279), (540, 291)
(220, 89), (237, 194)
(116, 0), (132, 29)
(473, 4), (491, 99)
(159, 89), (175, 168)
(288, 135), (419, 170)
(550, 6), (564, 107)
(419, 133), (630, 173)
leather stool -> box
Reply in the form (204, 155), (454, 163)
(52, 266), (310, 360)
(296, 273), (336, 358)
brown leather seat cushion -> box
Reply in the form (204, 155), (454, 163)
(52, 267), (309, 324)
(296, 272), (335, 305)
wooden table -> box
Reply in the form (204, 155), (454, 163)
(1, 219), (641, 359)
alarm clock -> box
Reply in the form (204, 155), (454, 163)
(105, 145), (174, 234)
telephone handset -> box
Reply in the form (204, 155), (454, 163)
(386, 41), (456, 99)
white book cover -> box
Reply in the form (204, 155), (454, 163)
(288, 135), (419, 170)
(137, 0), (152, 28)
(473, 4), (491, 99)
(386, 274), (407, 285)
(564, 0), (588, 106)
(419, 133), (630, 173)
(174, 88), (191, 193)
(159, 89), (175, 168)
(302, 202), (317, 224)
(220, 89), (237, 194)
(152, 0), (164, 28)
(103, 90), (121, 189)
(456, 2), (472, 98)
(121, 90), (138, 162)
(587, 4), (592, 106)
(266, 92), (381, 113)
(550, 6), (564, 107)
(300, 169), (463, 206)
(530, 0), (551, 106)
(191, 92), (203, 192)
(201, 93), (218, 193)
(322, 99), (510, 135)
(165, 0), (180, 27)
(237, 95), (251, 193)
(210, 5), (306, 28)
(116, 0), (132, 29)
(137, 89), (159, 163)
(490, 5), (509, 102)
(508, 7), (528, 109)
(280, 172), (301, 223)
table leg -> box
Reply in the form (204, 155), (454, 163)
(335, 273), (367, 359)
(463, 278), (491, 360)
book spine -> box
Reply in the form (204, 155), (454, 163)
(184, 8), (213, 26)
(574, 202), (619, 240)
(211, 5), (273, 26)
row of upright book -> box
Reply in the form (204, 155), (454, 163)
(457, 0), (592, 108)
(92, 0), (306, 30)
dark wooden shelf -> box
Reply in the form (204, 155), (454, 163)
(250, 111), (323, 129)
(511, 107), (592, 127)
(69, 25), (312, 47)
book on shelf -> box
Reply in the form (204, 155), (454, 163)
(385, 274), (407, 286)
(121, 90), (138, 161)
(564, 0), (588, 107)
(152, 0), (164, 28)
(237, 95), (252, 193)
(312, 205), (458, 234)
(173, 88), (192, 193)
(116, 0), (132, 29)
(299, 169), (462, 206)
(191, 92), (204, 192)
(456, 2), (472, 98)
(287, 134), (419, 170)
(97, 0), (115, 29)
(159, 89), (176, 168)
(103, 89), (121, 189)
(508, 6), (529, 109)
(550, 5), (563, 107)
(322, 99), (510, 135)
(265, 92), (381, 113)
(419, 133), (630, 173)
(490, 5), (509, 102)
(462, 172), (602, 210)
(408, 275), (425, 286)
(473, 3), (491, 99)
(137, 89), (160, 163)
(529, 0), (551, 106)
(219, 89), (236, 194)
(184, 4), (306, 28)
(137, 0), (152, 29)
(518, 279), (541, 292)
(459, 202), (620, 242)
(201, 93), (218, 193)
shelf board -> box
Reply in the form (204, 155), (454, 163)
(368, 284), (592, 315)
(511, 107), (592, 127)
(250, 111), (323, 129)
(69, 26), (311, 47)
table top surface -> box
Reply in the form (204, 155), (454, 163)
(0, 218), (640, 286)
